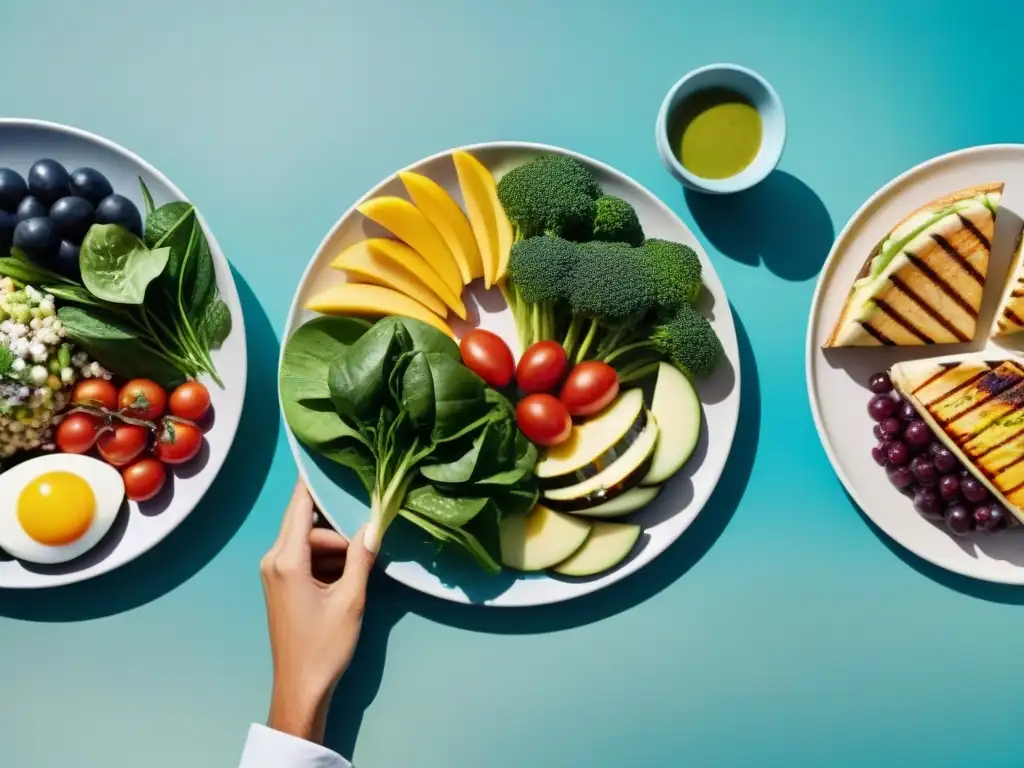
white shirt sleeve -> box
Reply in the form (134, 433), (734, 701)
(239, 723), (352, 768)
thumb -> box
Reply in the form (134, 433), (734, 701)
(335, 525), (376, 599)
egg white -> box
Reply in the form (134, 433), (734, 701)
(0, 453), (125, 564)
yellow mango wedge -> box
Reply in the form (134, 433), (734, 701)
(357, 197), (463, 298)
(453, 151), (514, 283)
(330, 240), (448, 318)
(399, 171), (484, 284)
(306, 283), (455, 339)
(453, 151), (500, 288)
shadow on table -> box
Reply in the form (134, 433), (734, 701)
(683, 170), (834, 282)
(0, 268), (280, 622)
(843, 488), (1024, 606)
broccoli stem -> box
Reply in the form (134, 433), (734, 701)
(618, 360), (661, 385)
(530, 303), (542, 347)
(562, 316), (584, 358)
(575, 318), (600, 364)
(602, 339), (654, 365)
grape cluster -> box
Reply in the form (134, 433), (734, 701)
(867, 371), (1012, 537)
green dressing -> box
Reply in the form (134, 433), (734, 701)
(672, 89), (762, 179)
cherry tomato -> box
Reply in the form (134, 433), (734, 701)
(71, 379), (118, 411)
(155, 418), (203, 464)
(96, 422), (149, 466)
(515, 394), (572, 447)
(118, 379), (167, 421)
(516, 341), (568, 394)
(559, 361), (620, 417)
(459, 329), (515, 387)
(121, 457), (167, 502)
(169, 381), (211, 422)
(56, 413), (104, 454)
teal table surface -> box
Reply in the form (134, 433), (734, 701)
(3, 1), (1024, 766)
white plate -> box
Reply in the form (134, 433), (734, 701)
(0, 118), (247, 589)
(281, 141), (741, 606)
(807, 144), (1024, 584)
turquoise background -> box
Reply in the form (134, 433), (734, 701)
(2, 1), (1024, 766)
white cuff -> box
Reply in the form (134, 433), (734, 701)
(239, 723), (352, 768)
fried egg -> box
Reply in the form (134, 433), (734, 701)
(0, 453), (125, 564)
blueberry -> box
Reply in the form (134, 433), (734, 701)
(95, 193), (141, 237)
(0, 210), (15, 249)
(0, 168), (28, 212)
(16, 196), (48, 222)
(49, 196), (95, 242)
(13, 217), (59, 263)
(55, 240), (81, 280)
(69, 167), (113, 206)
(27, 159), (71, 206)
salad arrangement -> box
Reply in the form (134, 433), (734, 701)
(282, 148), (726, 579)
(0, 158), (231, 532)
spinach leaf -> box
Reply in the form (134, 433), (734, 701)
(138, 177), (156, 219)
(404, 485), (489, 528)
(491, 487), (539, 517)
(398, 508), (500, 573)
(194, 297), (231, 349)
(58, 306), (186, 387)
(403, 352), (488, 442)
(470, 465), (530, 487)
(80, 224), (170, 304)
(146, 203), (194, 287)
(328, 320), (407, 427)
(187, 230), (216, 319)
(398, 316), (460, 360)
(44, 284), (112, 309)
(0, 256), (72, 286)
(420, 423), (493, 484)
(317, 436), (378, 494)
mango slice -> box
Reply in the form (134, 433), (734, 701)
(357, 197), (463, 299)
(455, 151), (514, 283)
(453, 151), (500, 288)
(399, 171), (484, 284)
(306, 283), (455, 338)
(330, 239), (463, 319)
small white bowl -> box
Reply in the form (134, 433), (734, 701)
(656, 63), (786, 195)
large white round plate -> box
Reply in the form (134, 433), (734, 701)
(282, 141), (740, 606)
(807, 144), (1024, 584)
(0, 119), (247, 589)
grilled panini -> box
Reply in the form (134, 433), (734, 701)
(890, 356), (1024, 524)
(990, 226), (1024, 337)
(825, 183), (1004, 348)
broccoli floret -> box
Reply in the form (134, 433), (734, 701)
(641, 238), (702, 311)
(507, 236), (576, 348)
(602, 303), (722, 382)
(592, 196), (644, 246)
(497, 155), (602, 241)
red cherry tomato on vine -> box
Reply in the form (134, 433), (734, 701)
(118, 379), (167, 421)
(459, 329), (515, 387)
(96, 423), (149, 466)
(154, 419), (203, 465)
(72, 379), (118, 411)
(56, 413), (103, 454)
(559, 361), (620, 417)
(169, 381), (211, 422)
(515, 394), (572, 447)
(122, 458), (167, 502)
(516, 341), (568, 394)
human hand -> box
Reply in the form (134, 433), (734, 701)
(260, 479), (376, 744)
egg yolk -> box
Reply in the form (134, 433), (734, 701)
(17, 471), (96, 546)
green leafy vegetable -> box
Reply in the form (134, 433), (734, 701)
(138, 177), (156, 219)
(404, 485), (489, 528)
(0, 346), (15, 375)
(195, 297), (231, 349)
(80, 224), (170, 304)
(398, 508), (501, 573)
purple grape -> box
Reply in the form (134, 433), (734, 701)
(878, 418), (901, 438)
(961, 477), (988, 503)
(898, 401), (917, 421)
(939, 474), (961, 502)
(959, 468), (972, 479)
(888, 466), (914, 490)
(886, 441), (911, 467)
(904, 420), (932, 448)
(929, 441), (945, 457)
(913, 487), (944, 519)
(933, 447), (957, 474)
(892, 391), (904, 405)
(873, 423), (885, 440)
(869, 372), (893, 394)
(910, 455), (938, 486)
(869, 395), (897, 422)
(988, 504), (1008, 531)
(973, 505), (994, 531)
(871, 443), (888, 466)
(945, 504), (972, 536)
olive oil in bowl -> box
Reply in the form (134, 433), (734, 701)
(670, 88), (762, 180)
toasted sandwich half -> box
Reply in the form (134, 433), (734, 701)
(990, 226), (1024, 338)
(825, 183), (1003, 348)
(890, 355), (1024, 524)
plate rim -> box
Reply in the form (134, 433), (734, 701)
(0, 117), (249, 589)
(805, 142), (1024, 585)
(279, 139), (741, 606)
